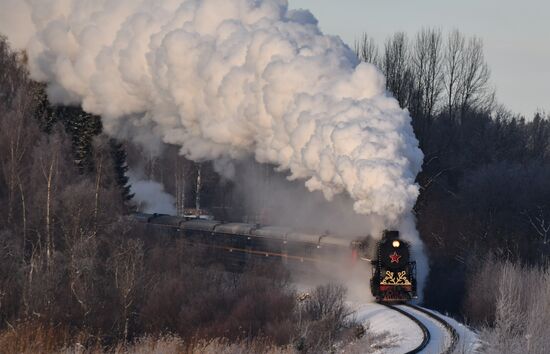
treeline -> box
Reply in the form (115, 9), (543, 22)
(0, 36), (134, 347)
(357, 29), (550, 318)
(355, 28), (493, 133)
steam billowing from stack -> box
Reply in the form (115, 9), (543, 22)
(0, 0), (426, 294)
(0, 0), (423, 222)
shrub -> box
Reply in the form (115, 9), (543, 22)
(467, 260), (550, 354)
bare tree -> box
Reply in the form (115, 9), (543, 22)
(0, 41), (41, 237)
(68, 234), (97, 319)
(56, 180), (101, 319)
(31, 132), (73, 267)
(112, 238), (144, 341)
(443, 30), (493, 121)
(458, 36), (493, 115)
(523, 207), (550, 245)
(195, 163), (202, 213)
(479, 261), (550, 354)
(0, 39), (29, 107)
(298, 284), (354, 351)
(354, 33), (379, 66)
(43, 148), (57, 266)
(413, 28), (444, 119)
(443, 30), (465, 121)
(382, 32), (413, 108)
(0, 40), (52, 316)
(174, 156), (194, 216)
(527, 113), (550, 159)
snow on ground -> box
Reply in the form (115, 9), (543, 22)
(419, 307), (481, 353)
(395, 305), (449, 353)
(296, 280), (480, 353)
(354, 303), (423, 354)
(352, 302), (480, 353)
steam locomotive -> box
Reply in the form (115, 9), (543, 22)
(370, 231), (417, 302)
(132, 213), (417, 302)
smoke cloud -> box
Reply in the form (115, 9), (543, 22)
(0, 0), (422, 225)
(231, 159), (428, 300)
(128, 171), (176, 214)
(0, 0), (426, 297)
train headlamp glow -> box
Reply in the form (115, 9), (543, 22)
(392, 240), (400, 248)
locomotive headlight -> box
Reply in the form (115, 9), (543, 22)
(392, 240), (400, 248)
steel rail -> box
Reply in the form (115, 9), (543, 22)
(402, 304), (459, 354)
(381, 303), (430, 354)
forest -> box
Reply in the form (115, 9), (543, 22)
(354, 29), (550, 312)
(1, 27), (550, 352)
(0, 36), (369, 353)
(356, 29), (550, 352)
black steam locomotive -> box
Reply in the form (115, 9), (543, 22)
(132, 213), (417, 302)
(370, 231), (417, 302)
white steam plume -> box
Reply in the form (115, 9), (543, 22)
(128, 171), (176, 214)
(0, 0), (423, 226)
(231, 159), (428, 300)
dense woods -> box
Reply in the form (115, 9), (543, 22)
(0, 37), (364, 353)
(1, 24), (550, 352)
(356, 29), (550, 320)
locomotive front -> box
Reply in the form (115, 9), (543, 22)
(370, 231), (417, 302)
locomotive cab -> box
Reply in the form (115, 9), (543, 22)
(370, 230), (417, 302)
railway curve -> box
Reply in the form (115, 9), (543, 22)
(383, 303), (459, 354)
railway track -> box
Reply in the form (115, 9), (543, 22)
(382, 303), (459, 354)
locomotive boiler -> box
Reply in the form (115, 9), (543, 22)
(370, 230), (417, 302)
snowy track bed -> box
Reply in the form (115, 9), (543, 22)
(406, 305), (481, 353)
(354, 302), (479, 353)
(355, 303), (426, 353)
(396, 304), (457, 353)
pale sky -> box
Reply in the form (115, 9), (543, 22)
(290, 0), (549, 117)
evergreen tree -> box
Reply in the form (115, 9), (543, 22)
(33, 94), (103, 172)
(56, 106), (102, 172)
(33, 83), (57, 133)
(109, 139), (134, 204)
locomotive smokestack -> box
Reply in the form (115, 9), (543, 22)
(383, 230), (400, 240)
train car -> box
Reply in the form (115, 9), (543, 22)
(370, 231), (417, 302)
(132, 213), (186, 245)
(131, 213), (352, 263)
(130, 213), (418, 303)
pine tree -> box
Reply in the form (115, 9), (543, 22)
(109, 139), (134, 204)
(57, 106), (102, 172)
(34, 98), (103, 172)
(33, 83), (57, 133)
(31, 94), (134, 206)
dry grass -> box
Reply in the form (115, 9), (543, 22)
(0, 327), (297, 354)
(184, 338), (296, 354)
(71, 336), (295, 354)
(0, 322), (100, 354)
(340, 326), (398, 354)
(0, 325), (401, 354)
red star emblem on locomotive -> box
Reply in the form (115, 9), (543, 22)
(389, 251), (401, 263)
